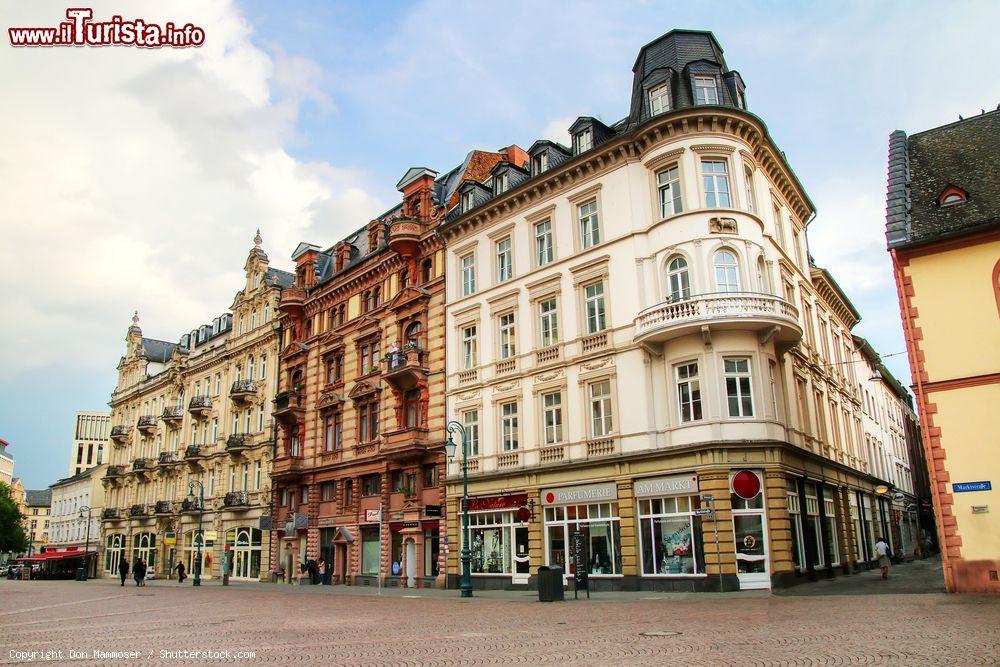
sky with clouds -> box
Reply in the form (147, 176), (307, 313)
(1, 0), (997, 489)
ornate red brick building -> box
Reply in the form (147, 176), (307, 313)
(270, 149), (521, 587)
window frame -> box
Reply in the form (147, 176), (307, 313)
(534, 219), (554, 267)
(694, 75), (720, 105)
(648, 82), (670, 116)
(675, 361), (703, 424)
(588, 379), (614, 438)
(500, 401), (519, 451)
(723, 356), (755, 418)
(701, 158), (732, 209)
(495, 236), (513, 284)
(541, 391), (564, 446)
(459, 252), (476, 297)
(583, 280), (607, 335)
(657, 163), (683, 218)
(538, 296), (560, 348)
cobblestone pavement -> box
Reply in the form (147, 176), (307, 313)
(1, 574), (996, 666)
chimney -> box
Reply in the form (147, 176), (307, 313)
(500, 145), (530, 170)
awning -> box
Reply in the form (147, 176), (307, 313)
(22, 549), (96, 562)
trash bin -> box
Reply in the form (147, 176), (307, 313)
(537, 566), (564, 602)
(75, 569), (85, 581)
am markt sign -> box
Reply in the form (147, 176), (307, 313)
(953, 481), (991, 493)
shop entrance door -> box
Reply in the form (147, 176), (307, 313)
(512, 526), (530, 584)
(732, 513), (769, 589)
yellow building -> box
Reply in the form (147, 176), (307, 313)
(886, 110), (1000, 592)
(22, 489), (51, 555)
(100, 232), (292, 581)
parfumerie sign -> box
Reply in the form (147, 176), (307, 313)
(542, 483), (616, 505)
(634, 474), (699, 498)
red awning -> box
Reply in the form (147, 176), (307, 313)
(22, 550), (96, 562)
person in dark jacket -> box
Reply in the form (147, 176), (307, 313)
(133, 558), (147, 586)
(175, 560), (186, 583)
(118, 558), (129, 586)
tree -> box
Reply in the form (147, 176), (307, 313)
(0, 481), (29, 555)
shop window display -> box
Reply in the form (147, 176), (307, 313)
(544, 503), (621, 575)
(638, 496), (703, 575)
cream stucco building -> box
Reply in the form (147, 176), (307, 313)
(439, 29), (925, 591)
(46, 464), (106, 576)
(100, 233), (292, 581)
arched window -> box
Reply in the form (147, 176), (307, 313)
(363, 290), (372, 312)
(938, 185), (968, 206)
(756, 256), (771, 294)
(404, 321), (423, 348)
(372, 286), (381, 308)
(259, 354), (267, 380)
(666, 256), (691, 302)
(399, 268), (409, 288)
(714, 250), (740, 293)
(247, 356), (254, 381)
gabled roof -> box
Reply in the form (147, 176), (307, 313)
(886, 110), (1000, 249)
(396, 167), (438, 191)
(25, 489), (51, 506)
(291, 242), (322, 261)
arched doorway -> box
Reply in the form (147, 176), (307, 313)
(183, 529), (215, 579)
(105, 534), (125, 575)
(132, 532), (157, 577)
(226, 526), (262, 580)
(404, 538), (416, 588)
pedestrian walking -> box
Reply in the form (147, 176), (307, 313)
(118, 558), (129, 587)
(875, 536), (891, 580)
(175, 560), (186, 583)
(134, 558), (147, 587)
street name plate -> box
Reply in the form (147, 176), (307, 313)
(693, 508), (714, 516)
(953, 481), (991, 493)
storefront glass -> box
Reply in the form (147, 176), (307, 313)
(183, 529), (214, 578)
(469, 511), (513, 574)
(225, 527), (262, 580)
(423, 528), (439, 577)
(132, 532), (156, 574)
(105, 534), (125, 573)
(544, 503), (621, 575)
(787, 480), (804, 570)
(361, 527), (380, 576)
(390, 532), (403, 576)
(638, 496), (702, 575)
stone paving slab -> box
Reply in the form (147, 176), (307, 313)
(1, 577), (997, 666)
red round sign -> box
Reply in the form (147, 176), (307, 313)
(545, 492), (555, 504)
(732, 470), (761, 500)
(516, 506), (532, 522)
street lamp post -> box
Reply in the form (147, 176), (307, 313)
(187, 480), (205, 586)
(78, 505), (93, 581)
(444, 420), (473, 598)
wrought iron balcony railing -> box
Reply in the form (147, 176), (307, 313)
(223, 491), (250, 508)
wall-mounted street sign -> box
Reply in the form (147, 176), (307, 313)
(693, 508), (714, 516)
(364, 509), (381, 522)
(164, 532), (176, 545)
(953, 481), (991, 493)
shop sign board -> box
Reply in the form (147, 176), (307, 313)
(542, 483), (615, 506)
(164, 532), (176, 545)
(571, 531), (589, 598)
(467, 494), (528, 512)
(425, 504), (442, 517)
(634, 474), (698, 498)
(203, 530), (217, 541)
(365, 509), (381, 523)
(953, 481), (991, 493)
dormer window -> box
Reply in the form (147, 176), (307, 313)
(461, 189), (475, 213)
(648, 83), (670, 116)
(494, 171), (509, 196)
(532, 152), (549, 175)
(938, 185), (968, 206)
(694, 76), (719, 105)
(573, 129), (592, 155)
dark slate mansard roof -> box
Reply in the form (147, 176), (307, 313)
(885, 109), (1000, 249)
(25, 489), (52, 506)
(441, 29), (754, 225)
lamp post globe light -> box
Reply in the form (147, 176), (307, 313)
(77, 505), (93, 581)
(445, 420), (473, 598)
(187, 480), (205, 586)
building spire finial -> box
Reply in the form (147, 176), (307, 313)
(132, 310), (140, 327)
(254, 229), (262, 249)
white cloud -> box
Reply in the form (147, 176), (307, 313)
(0, 0), (386, 378)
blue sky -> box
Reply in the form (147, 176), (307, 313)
(1, 0), (998, 490)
